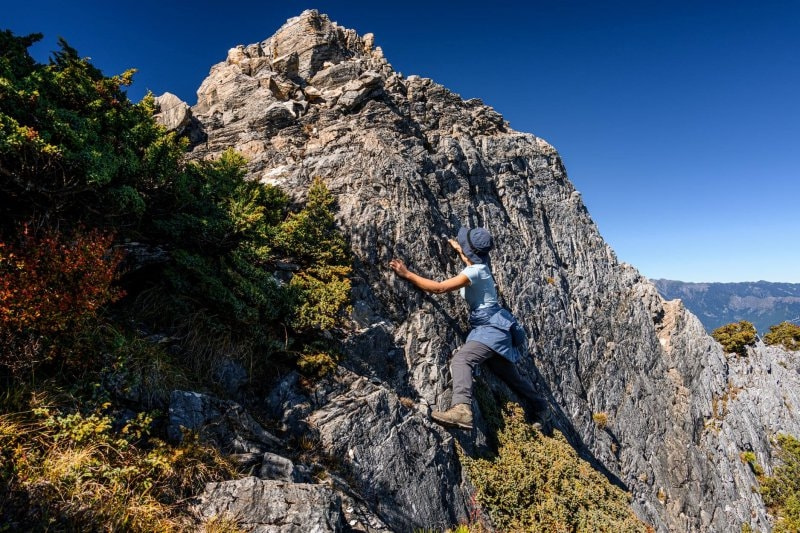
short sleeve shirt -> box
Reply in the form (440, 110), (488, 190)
(460, 264), (498, 311)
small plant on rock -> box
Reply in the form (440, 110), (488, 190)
(740, 451), (764, 476)
(593, 412), (610, 429)
(712, 320), (757, 356)
(764, 322), (800, 352)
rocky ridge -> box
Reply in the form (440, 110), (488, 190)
(158, 10), (800, 532)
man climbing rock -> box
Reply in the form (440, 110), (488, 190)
(389, 227), (549, 431)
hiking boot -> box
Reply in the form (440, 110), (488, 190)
(431, 403), (473, 430)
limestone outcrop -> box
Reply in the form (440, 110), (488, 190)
(178, 10), (800, 532)
(153, 91), (192, 132)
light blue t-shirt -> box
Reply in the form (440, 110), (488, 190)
(460, 264), (498, 311)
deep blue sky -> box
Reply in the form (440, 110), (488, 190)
(6, 1), (799, 282)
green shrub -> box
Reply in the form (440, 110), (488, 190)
(277, 177), (352, 331)
(0, 31), (183, 232)
(149, 163), (351, 368)
(462, 404), (647, 532)
(1, 31), (352, 378)
(151, 149), (296, 335)
(760, 434), (800, 532)
(712, 321), (757, 356)
(740, 451), (764, 476)
(764, 322), (800, 352)
(297, 350), (339, 378)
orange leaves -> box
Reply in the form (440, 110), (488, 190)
(0, 226), (124, 371)
(22, 126), (39, 141)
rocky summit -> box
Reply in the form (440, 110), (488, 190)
(156, 10), (800, 532)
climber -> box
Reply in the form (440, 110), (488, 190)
(389, 227), (549, 431)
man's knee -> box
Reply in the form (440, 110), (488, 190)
(456, 341), (494, 362)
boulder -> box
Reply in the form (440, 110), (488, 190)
(259, 452), (295, 481)
(153, 92), (192, 132)
(196, 477), (343, 532)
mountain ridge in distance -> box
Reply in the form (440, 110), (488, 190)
(652, 279), (800, 334)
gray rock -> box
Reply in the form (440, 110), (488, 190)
(263, 10), (370, 80)
(335, 72), (384, 111)
(153, 92), (191, 132)
(309, 61), (364, 90)
(265, 371), (313, 435)
(196, 477), (343, 532)
(212, 357), (249, 397)
(308, 370), (471, 531)
(168, 390), (280, 453)
(259, 452), (295, 481)
(185, 10), (800, 533)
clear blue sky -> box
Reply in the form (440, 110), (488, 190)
(6, 1), (799, 282)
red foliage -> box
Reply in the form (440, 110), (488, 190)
(0, 226), (124, 371)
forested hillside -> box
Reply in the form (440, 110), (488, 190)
(653, 279), (800, 334)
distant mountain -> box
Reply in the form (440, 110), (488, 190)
(652, 279), (800, 334)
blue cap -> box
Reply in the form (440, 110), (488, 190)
(457, 227), (493, 264)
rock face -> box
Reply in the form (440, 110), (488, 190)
(185, 10), (800, 532)
(196, 477), (344, 532)
(168, 390), (281, 452)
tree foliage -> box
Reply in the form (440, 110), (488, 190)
(0, 31), (351, 376)
(276, 177), (352, 331)
(0, 227), (124, 372)
(760, 434), (800, 532)
(711, 320), (757, 356)
(0, 29), (351, 529)
(0, 31), (175, 232)
(764, 322), (800, 352)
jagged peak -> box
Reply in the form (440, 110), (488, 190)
(225, 10), (383, 82)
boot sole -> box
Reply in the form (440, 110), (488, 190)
(431, 414), (473, 430)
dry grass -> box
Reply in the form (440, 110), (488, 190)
(0, 397), (240, 532)
(399, 397), (416, 409)
(593, 411), (610, 429)
(201, 514), (246, 533)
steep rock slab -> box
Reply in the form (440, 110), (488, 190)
(308, 372), (472, 531)
(186, 10), (800, 532)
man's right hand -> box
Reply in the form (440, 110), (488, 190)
(389, 258), (410, 279)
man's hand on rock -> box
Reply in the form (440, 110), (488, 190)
(447, 238), (463, 254)
(389, 258), (410, 279)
